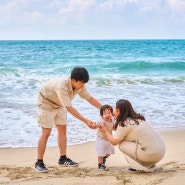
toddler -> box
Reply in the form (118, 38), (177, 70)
(95, 104), (115, 170)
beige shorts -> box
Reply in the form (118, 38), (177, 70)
(37, 106), (67, 128)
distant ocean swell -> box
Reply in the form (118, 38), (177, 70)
(1, 71), (185, 91)
(91, 76), (185, 86)
(1, 61), (185, 86)
(1, 60), (185, 71)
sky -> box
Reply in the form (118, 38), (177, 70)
(0, 0), (185, 40)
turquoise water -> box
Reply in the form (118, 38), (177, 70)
(0, 40), (185, 147)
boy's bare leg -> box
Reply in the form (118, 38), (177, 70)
(56, 125), (67, 156)
(37, 127), (51, 159)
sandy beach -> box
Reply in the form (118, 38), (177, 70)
(0, 127), (185, 185)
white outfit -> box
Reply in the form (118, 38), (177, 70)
(95, 119), (115, 156)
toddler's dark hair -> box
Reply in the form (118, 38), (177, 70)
(100, 104), (113, 116)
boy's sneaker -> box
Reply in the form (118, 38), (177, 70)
(98, 163), (108, 171)
(35, 161), (48, 173)
(58, 157), (78, 167)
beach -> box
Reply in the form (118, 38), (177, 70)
(0, 127), (185, 185)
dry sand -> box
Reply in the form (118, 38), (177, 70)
(0, 127), (185, 185)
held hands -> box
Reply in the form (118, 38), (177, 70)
(86, 120), (108, 131)
(86, 120), (97, 129)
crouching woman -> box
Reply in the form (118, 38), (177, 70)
(99, 99), (165, 172)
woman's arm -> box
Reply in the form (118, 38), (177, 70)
(99, 125), (121, 146)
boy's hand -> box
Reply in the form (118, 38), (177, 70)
(86, 120), (97, 129)
(91, 122), (97, 129)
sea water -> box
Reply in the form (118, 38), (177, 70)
(0, 40), (185, 148)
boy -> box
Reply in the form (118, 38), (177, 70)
(35, 67), (102, 172)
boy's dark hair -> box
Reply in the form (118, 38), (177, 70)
(70, 67), (89, 83)
(100, 104), (113, 117)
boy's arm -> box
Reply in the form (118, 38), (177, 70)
(86, 96), (102, 109)
(66, 106), (96, 129)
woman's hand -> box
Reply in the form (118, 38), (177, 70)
(99, 125), (107, 133)
(99, 124), (121, 146)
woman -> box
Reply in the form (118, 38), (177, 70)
(99, 99), (165, 172)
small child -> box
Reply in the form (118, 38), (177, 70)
(95, 104), (115, 170)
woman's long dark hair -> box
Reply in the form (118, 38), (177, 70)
(115, 99), (145, 129)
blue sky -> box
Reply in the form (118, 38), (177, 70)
(0, 0), (185, 40)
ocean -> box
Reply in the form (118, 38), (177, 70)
(0, 40), (185, 148)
